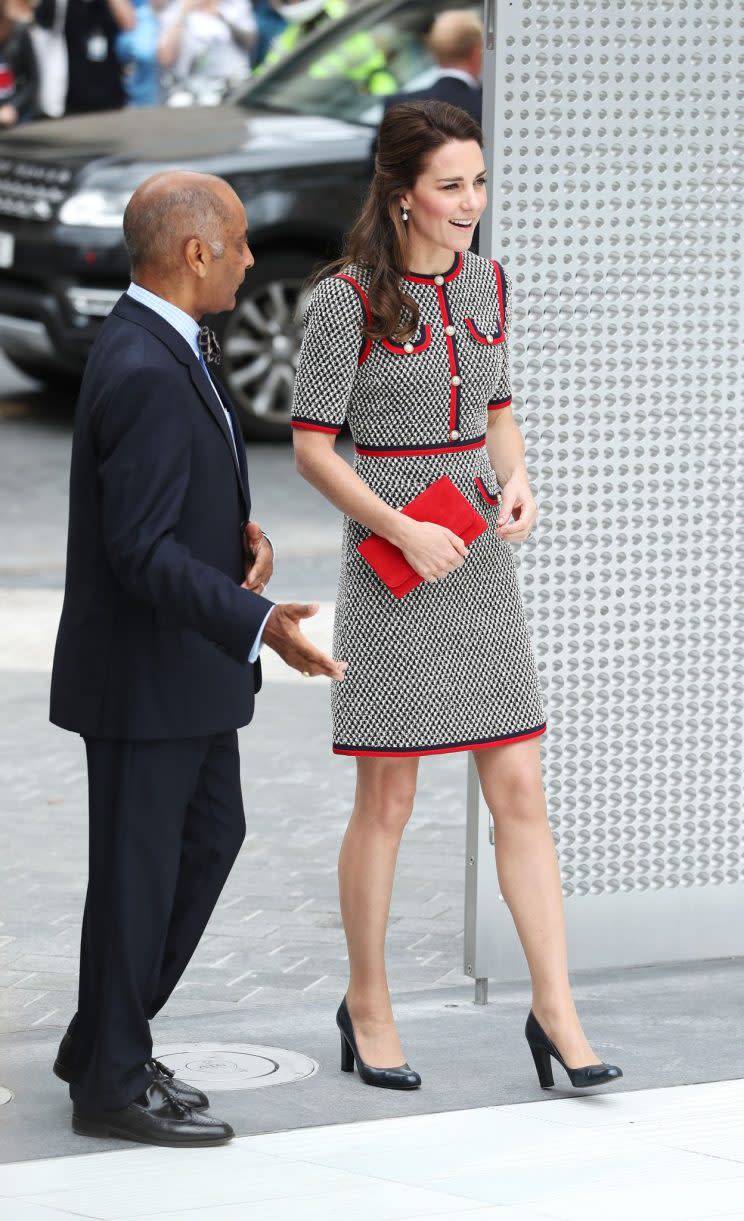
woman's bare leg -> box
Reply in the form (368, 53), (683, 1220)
(339, 755), (419, 1068)
(475, 738), (600, 1067)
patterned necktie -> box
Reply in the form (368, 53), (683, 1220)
(198, 324), (222, 367)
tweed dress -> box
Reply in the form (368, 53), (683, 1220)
(291, 249), (546, 757)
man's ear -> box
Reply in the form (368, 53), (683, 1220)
(184, 236), (208, 278)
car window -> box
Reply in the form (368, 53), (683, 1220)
(236, 0), (481, 127)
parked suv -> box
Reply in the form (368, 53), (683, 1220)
(0, 0), (478, 440)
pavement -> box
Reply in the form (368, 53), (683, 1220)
(2, 1081), (744, 1220)
(1, 362), (743, 1219)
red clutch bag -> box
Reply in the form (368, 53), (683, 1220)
(357, 475), (488, 600)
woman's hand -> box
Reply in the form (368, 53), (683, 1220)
(398, 519), (469, 582)
(496, 472), (538, 543)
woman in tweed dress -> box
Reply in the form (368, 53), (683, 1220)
(292, 102), (622, 1092)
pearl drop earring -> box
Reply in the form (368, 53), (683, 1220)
(401, 207), (408, 222)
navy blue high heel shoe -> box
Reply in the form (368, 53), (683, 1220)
(336, 997), (421, 1090)
(526, 1010), (623, 1089)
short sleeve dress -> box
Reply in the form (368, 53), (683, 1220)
(291, 250), (546, 757)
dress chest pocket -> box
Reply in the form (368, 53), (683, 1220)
(474, 473), (503, 512)
(380, 323), (432, 355)
(463, 316), (505, 346)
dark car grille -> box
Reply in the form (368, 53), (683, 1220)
(0, 159), (74, 222)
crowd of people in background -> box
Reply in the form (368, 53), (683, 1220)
(0, 0), (346, 126)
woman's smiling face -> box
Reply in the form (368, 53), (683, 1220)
(400, 139), (488, 262)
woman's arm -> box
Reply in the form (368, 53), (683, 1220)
(106, 0), (137, 32)
(218, 0), (256, 52)
(486, 407), (537, 542)
(484, 264), (538, 543)
(158, 0), (198, 67)
(294, 433), (468, 582)
(292, 275), (468, 581)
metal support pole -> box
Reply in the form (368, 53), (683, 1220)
(462, 0), (501, 1009)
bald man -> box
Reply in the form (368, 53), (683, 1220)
(49, 171), (345, 1146)
(381, 10), (483, 126)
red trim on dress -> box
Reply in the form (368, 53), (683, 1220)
(464, 317), (505, 346)
(488, 396), (512, 411)
(492, 259), (506, 333)
(291, 420), (342, 435)
(381, 324), (432, 355)
(435, 284), (459, 434)
(335, 272), (373, 366)
(333, 724), (547, 758)
(355, 436), (485, 459)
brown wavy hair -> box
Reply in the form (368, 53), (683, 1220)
(319, 99), (483, 343)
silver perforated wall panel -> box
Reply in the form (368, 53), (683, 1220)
(465, 0), (744, 982)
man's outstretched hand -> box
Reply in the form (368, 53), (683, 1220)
(262, 603), (347, 681)
(242, 521), (273, 594)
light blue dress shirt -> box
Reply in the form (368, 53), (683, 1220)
(126, 283), (273, 664)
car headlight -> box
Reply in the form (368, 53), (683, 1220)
(58, 189), (132, 228)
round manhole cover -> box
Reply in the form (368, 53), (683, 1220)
(0, 1087), (13, 1106)
(151, 1043), (318, 1091)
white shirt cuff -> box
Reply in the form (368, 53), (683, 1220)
(248, 605), (274, 663)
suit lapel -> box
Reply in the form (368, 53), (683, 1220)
(113, 296), (249, 514)
(210, 369), (250, 497)
(188, 361), (249, 513)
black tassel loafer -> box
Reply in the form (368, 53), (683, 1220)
(54, 1029), (209, 1111)
(525, 1009), (623, 1089)
(336, 996), (421, 1090)
(72, 1079), (233, 1147)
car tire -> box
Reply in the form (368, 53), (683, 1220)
(214, 249), (324, 442)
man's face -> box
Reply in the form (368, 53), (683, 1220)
(202, 186), (254, 315)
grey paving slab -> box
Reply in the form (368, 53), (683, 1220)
(1, 960), (743, 1164)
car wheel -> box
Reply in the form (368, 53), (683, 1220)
(216, 251), (321, 442)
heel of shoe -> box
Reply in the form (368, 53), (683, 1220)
(529, 1043), (554, 1088)
(72, 1113), (111, 1139)
(340, 1032), (355, 1073)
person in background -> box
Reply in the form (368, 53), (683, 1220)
(250, 0), (284, 69)
(382, 9), (483, 126)
(36, 0), (136, 115)
(0, 0), (38, 125)
(116, 0), (162, 106)
(29, 0), (67, 117)
(158, 0), (256, 89)
(256, 0), (341, 72)
(261, 0), (396, 97)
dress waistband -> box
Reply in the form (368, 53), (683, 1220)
(354, 435), (486, 459)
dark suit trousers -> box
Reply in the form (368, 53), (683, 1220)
(66, 732), (245, 1109)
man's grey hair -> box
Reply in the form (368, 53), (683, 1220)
(123, 180), (231, 273)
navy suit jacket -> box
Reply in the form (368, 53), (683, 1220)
(50, 294), (274, 740)
(382, 74), (482, 127)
